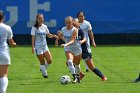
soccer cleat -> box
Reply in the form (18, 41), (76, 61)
(40, 69), (48, 78)
(72, 77), (77, 83)
(42, 74), (48, 78)
(77, 76), (81, 83)
(102, 76), (107, 81)
(80, 72), (85, 80)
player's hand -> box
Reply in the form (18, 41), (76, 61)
(54, 35), (58, 39)
(32, 48), (35, 54)
(92, 42), (96, 48)
(61, 44), (66, 47)
(12, 43), (17, 47)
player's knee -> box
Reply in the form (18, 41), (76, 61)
(47, 60), (52, 64)
(67, 60), (73, 67)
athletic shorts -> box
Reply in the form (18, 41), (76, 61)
(0, 53), (11, 65)
(82, 51), (92, 61)
(64, 46), (82, 56)
(35, 45), (49, 55)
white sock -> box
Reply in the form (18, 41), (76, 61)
(40, 65), (47, 75)
(0, 77), (8, 93)
(45, 62), (50, 69)
(84, 60), (89, 70)
(67, 60), (75, 74)
(75, 65), (81, 75)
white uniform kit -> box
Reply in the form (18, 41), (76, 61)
(79, 20), (92, 53)
(31, 24), (49, 55)
(0, 23), (13, 65)
(61, 26), (82, 56)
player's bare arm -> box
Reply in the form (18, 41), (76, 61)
(89, 30), (96, 48)
(31, 35), (35, 54)
(9, 38), (16, 47)
(61, 29), (77, 47)
(47, 33), (58, 38)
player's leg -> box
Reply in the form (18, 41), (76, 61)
(43, 45), (52, 69)
(73, 53), (82, 83)
(86, 58), (107, 81)
(0, 65), (8, 93)
(37, 54), (48, 78)
(82, 52), (107, 81)
(65, 51), (76, 82)
(84, 62), (89, 72)
(43, 50), (52, 69)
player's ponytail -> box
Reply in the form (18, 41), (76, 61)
(0, 11), (4, 22)
(34, 21), (39, 29)
(34, 14), (39, 29)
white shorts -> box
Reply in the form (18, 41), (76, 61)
(64, 46), (82, 56)
(0, 53), (11, 65)
(35, 45), (49, 55)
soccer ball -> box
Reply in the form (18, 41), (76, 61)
(60, 75), (71, 84)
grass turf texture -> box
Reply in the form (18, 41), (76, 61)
(7, 45), (140, 93)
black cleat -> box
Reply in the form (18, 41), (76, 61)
(77, 76), (81, 83)
(43, 75), (48, 78)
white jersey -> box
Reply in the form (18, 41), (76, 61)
(0, 23), (13, 65)
(61, 26), (82, 56)
(79, 20), (92, 53)
(31, 24), (49, 48)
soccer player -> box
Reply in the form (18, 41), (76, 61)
(31, 14), (57, 78)
(0, 11), (16, 93)
(134, 73), (140, 82)
(57, 16), (82, 83)
(77, 11), (107, 81)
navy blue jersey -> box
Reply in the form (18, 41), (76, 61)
(78, 29), (89, 53)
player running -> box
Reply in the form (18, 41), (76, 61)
(0, 11), (16, 93)
(77, 11), (107, 81)
(57, 16), (82, 83)
(31, 14), (57, 78)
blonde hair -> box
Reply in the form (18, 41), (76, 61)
(65, 16), (73, 22)
(73, 18), (79, 22)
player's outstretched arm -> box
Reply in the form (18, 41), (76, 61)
(47, 33), (58, 39)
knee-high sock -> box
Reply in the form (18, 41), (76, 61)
(92, 68), (104, 78)
(45, 62), (50, 69)
(0, 77), (8, 93)
(75, 64), (80, 75)
(67, 60), (75, 75)
(40, 65), (47, 75)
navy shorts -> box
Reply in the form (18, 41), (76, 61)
(82, 51), (92, 61)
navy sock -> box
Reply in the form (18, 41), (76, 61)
(92, 68), (104, 78)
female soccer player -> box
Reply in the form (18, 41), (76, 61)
(31, 14), (57, 78)
(0, 11), (16, 93)
(77, 11), (107, 81)
(57, 16), (82, 83)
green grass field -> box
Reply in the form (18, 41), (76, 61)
(7, 45), (140, 93)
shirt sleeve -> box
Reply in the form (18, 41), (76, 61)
(46, 26), (50, 34)
(88, 22), (92, 30)
(31, 26), (36, 35)
(7, 26), (13, 40)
